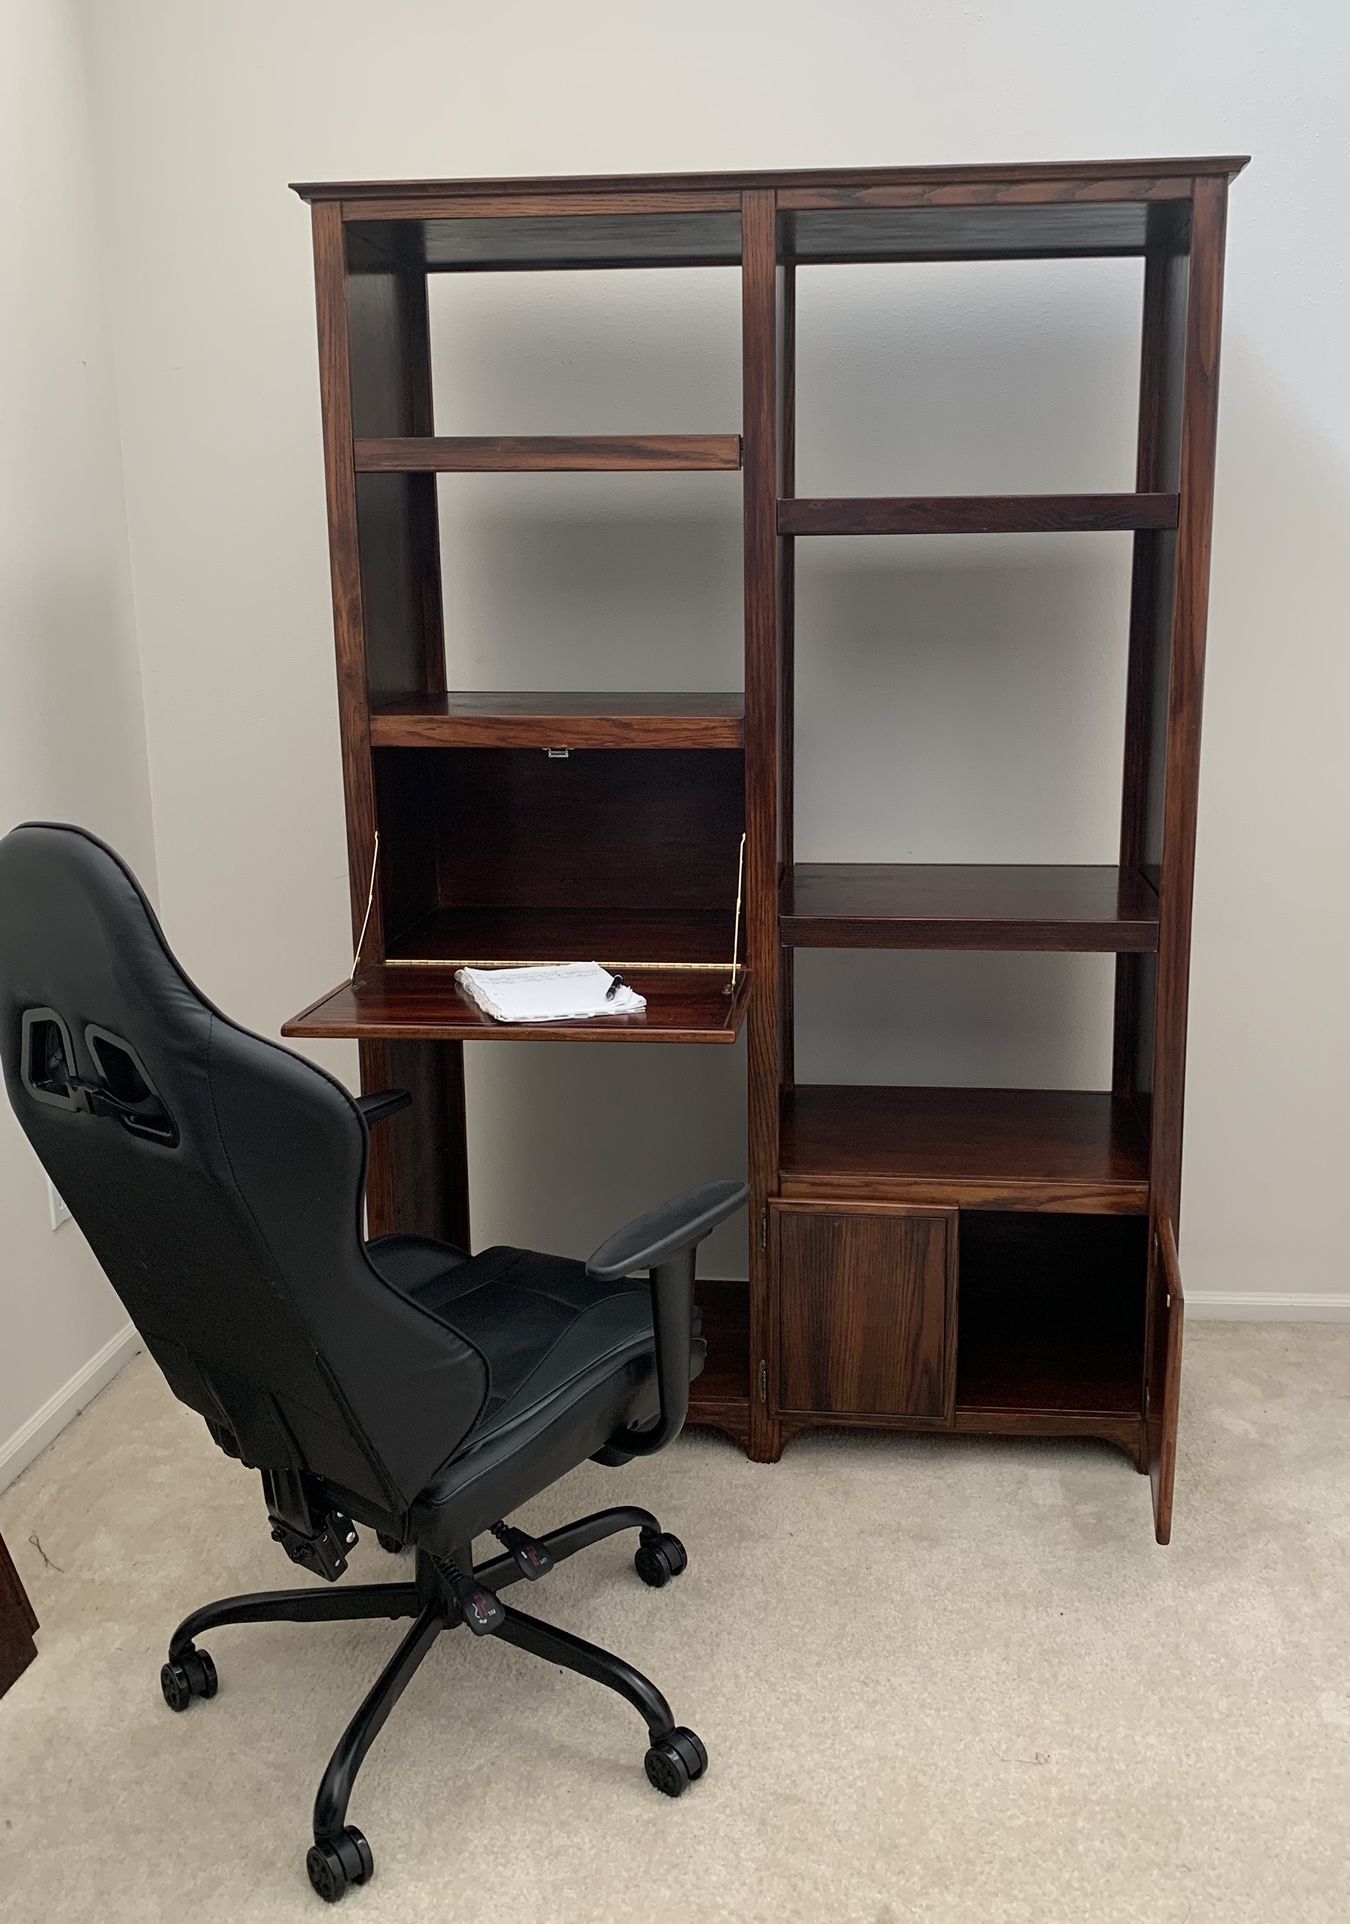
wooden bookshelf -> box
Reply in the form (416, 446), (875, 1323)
(290, 156), (1244, 1533)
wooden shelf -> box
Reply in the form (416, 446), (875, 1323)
(780, 863), (1159, 952)
(371, 692), (744, 751)
(778, 493), (1179, 536)
(779, 1085), (1149, 1212)
(284, 964), (748, 1046)
(354, 435), (742, 473)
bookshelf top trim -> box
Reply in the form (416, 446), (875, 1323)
(291, 157), (1250, 203)
(309, 167), (1245, 272)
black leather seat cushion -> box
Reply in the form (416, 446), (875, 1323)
(367, 1237), (704, 1543)
(368, 1237), (663, 1431)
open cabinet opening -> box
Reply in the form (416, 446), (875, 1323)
(955, 1212), (1146, 1417)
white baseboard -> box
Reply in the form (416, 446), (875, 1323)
(0, 1324), (141, 1492)
(1187, 1291), (1350, 1323)
(0, 1295), (1342, 1496)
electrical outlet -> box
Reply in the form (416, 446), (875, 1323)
(47, 1179), (71, 1231)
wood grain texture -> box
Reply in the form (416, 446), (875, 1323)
(0, 1533), (38, 1699)
(779, 494), (1178, 536)
(291, 158), (1249, 203)
(1148, 1215), (1185, 1544)
(780, 1086), (1150, 1212)
(779, 255), (797, 1091)
(778, 176), (1192, 208)
(773, 1202), (956, 1421)
(283, 965), (748, 1045)
(1149, 176), (1230, 1237)
(311, 201), (383, 957)
(1113, 239), (1188, 1095)
(359, 1037), (468, 1244)
(781, 863), (1159, 952)
(772, 1409), (1143, 1462)
(952, 1409), (1146, 1460)
(346, 191), (742, 221)
(370, 691), (744, 750)
(1116, 356), (1168, 1081)
(355, 435), (741, 473)
(776, 1416), (1146, 1454)
(741, 190), (785, 1463)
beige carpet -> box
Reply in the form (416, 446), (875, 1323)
(1, 1325), (1347, 1924)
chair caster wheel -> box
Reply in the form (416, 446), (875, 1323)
(375, 1532), (403, 1554)
(160, 1645), (217, 1711)
(306, 1827), (373, 1903)
(634, 1532), (687, 1588)
(644, 1726), (707, 1797)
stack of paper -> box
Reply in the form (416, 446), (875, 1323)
(455, 962), (647, 1024)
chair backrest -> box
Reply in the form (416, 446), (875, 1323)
(0, 823), (488, 1523)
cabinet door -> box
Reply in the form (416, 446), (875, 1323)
(773, 1202), (956, 1422)
(0, 1532), (38, 1699)
(1148, 1213), (1185, 1544)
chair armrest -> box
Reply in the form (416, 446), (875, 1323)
(356, 1088), (412, 1128)
(585, 1179), (749, 1283)
(588, 1179), (749, 1458)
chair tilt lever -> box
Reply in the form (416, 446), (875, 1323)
(490, 1519), (554, 1580)
(431, 1554), (505, 1636)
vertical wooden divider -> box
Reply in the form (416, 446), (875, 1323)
(311, 203), (468, 1245)
(742, 191), (784, 1460)
(311, 203), (381, 957)
(1144, 175), (1229, 1541)
(1150, 176), (1228, 1236)
(779, 256), (797, 1091)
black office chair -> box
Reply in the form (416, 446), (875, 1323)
(0, 823), (747, 1903)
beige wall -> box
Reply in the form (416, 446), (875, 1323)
(71, 0), (1350, 1309)
(0, 0), (155, 1477)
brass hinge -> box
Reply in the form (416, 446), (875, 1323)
(757, 1358), (768, 1404)
(759, 1206), (767, 1251)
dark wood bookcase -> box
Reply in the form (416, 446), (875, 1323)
(288, 157), (1245, 1543)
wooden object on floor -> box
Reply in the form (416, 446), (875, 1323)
(0, 1533), (38, 1698)
(291, 158), (1244, 1534)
